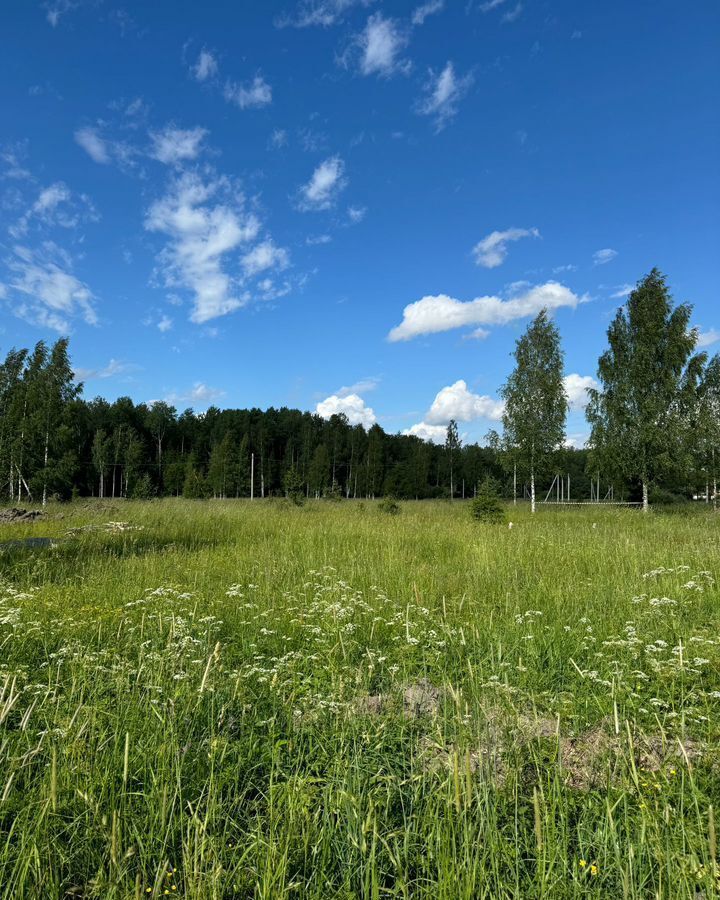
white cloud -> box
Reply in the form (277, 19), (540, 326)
(552, 263), (577, 274)
(565, 431), (589, 449)
(347, 205), (366, 223)
(145, 172), (260, 324)
(697, 328), (720, 349)
(224, 75), (272, 109)
(412, 0), (444, 25)
(479, 0), (510, 10)
(192, 49), (218, 81)
(316, 392), (376, 427)
(164, 382), (225, 406)
(593, 247), (617, 265)
(298, 156), (347, 210)
(610, 283), (633, 299)
(426, 379), (503, 424)
(74, 358), (137, 380)
(306, 234), (332, 245)
(402, 422), (447, 443)
(158, 314), (173, 333)
(337, 376), (380, 396)
(417, 61), (473, 130)
(463, 327), (490, 340)
(150, 126), (207, 165)
(563, 373), (598, 411)
(389, 281), (582, 341)
(269, 128), (288, 148)
(473, 226), (539, 268)
(502, 2), (522, 23)
(241, 239), (290, 277)
(74, 126), (110, 164)
(5, 244), (97, 332)
(45, 1), (75, 27)
(358, 14), (408, 77)
(10, 182), (82, 237)
(278, 0), (373, 28)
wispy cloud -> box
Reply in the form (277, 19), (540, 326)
(4, 242), (97, 332)
(388, 281), (583, 342)
(149, 126), (207, 166)
(411, 0), (444, 26)
(145, 172), (260, 324)
(697, 328), (720, 349)
(241, 239), (290, 278)
(347, 205), (366, 223)
(355, 13), (409, 77)
(473, 226), (539, 268)
(192, 48), (218, 82)
(593, 247), (618, 266)
(501, 3), (522, 23)
(224, 75), (272, 109)
(416, 61), (473, 130)
(610, 283), (633, 299)
(74, 126), (110, 164)
(74, 358), (138, 380)
(163, 382), (225, 407)
(297, 156), (347, 210)
(277, 0), (374, 28)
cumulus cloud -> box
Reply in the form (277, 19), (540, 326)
(298, 156), (347, 210)
(241, 239), (290, 277)
(357, 13), (408, 77)
(417, 61), (472, 130)
(563, 373), (598, 411)
(402, 422), (447, 443)
(316, 392), (376, 427)
(425, 379), (503, 424)
(697, 328), (720, 349)
(473, 226), (539, 268)
(5, 243), (97, 332)
(224, 75), (272, 109)
(74, 126), (110, 164)
(389, 281), (582, 342)
(412, 0), (444, 25)
(192, 49), (218, 81)
(150, 126), (207, 165)
(593, 247), (617, 265)
(145, 172), (260, 324)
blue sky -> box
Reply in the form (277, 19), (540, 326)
(1, 0), (718, 445)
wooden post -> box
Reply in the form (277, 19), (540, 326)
(250, 453), (254, 500)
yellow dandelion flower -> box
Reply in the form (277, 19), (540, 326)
(579, 860), (587, 867)
(590, 865), (598, 876)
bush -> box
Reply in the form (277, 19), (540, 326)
(470, 480), (505, 524)
(131, 473), (156, 500)
(378, 496), (401, 515)
(284, 466), (305, 506)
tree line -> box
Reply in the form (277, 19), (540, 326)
(1, 269), (717, 507)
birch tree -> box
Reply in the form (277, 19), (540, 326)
(587, 269), (700, 511)
(501, 310), (567, 513)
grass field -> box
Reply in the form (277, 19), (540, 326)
(0, 499), (719, 898)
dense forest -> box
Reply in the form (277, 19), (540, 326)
(0, 335), (584, 502)
(1, 272), (717, 506)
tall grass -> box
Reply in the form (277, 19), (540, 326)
(0, 499), (718, 898)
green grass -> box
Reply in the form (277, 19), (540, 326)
(0, 499), (719, 898)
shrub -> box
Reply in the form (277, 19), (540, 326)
(470, 480), (505, 524)
(131, 473), (156, 500)
(378, 496), (401, 515)
(284, 466), (305, 506)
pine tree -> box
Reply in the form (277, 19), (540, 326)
(445, 419), (461, 499)
(501, 310), (567, 513)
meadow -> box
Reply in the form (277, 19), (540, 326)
(0, 499), (719, 899)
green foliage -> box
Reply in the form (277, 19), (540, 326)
(283, 465), (305, 505)
(470, 479), (506, 523)
(587, 269), (702, 508)
(130, 472), (155, 500)
(378, 495), (401, 515)
(182, 460), (208, 499)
